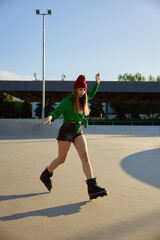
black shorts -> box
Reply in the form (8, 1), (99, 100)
(57, 122), (83, 142)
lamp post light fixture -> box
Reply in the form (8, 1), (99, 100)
(36, 9), (52, 119)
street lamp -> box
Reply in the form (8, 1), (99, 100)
(36, 9), (52, 119)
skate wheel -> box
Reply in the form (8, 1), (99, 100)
(104, 191), (109, 197)
(49, 189), (52, 193)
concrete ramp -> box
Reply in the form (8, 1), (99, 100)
(0, 119), (160, 139)
(0, 119), (63, 139)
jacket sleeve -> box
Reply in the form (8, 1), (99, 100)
(48, 98), (67, 122)
(87, 83), (100, 101)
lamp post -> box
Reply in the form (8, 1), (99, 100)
(36, 9), (52, 119)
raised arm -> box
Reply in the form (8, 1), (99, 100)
(87, 73), (100, 101)
(95, 73), (100, 85)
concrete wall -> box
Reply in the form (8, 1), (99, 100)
(0, 119), (63, 139)
(0, 119), (159, 140)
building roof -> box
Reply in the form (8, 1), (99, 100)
(0, 80), (160, 104)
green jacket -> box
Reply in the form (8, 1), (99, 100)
(49, 82), (100, 130)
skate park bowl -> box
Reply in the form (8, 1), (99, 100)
(0, 119), (160, 240)
(121, 148), (160, 189)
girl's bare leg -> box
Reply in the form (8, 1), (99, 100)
(73, 135), (93, 179)
(48, 141), (71, 173)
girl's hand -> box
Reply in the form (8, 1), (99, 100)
(39, 115), (53, 127)
(95, 73), (100, 85)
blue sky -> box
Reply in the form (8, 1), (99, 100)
(0, 0), (160, 81)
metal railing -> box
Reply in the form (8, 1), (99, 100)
(88, 120), (160, 126)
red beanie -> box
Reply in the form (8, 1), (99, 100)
(73, 75), (87, 89)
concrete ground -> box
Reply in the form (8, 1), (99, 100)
(0, 120), (160, 240)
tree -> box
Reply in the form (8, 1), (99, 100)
(0, 92), (15, 118)
(156, 76), (160, 82)
(118, 72), (160, 82)
(21, 101), (32, 118)
(148, 75), (155, 82)
(118, 73), (135, 82)
(0, 92), (32, 118)
(134, 73), (146, 82)
(118, 73), (146, 82)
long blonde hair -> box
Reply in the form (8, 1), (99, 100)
(72, 89), (89, 116)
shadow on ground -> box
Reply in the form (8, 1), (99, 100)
(121, 148), (160, 189)
(0, 201), (89, 221)
(0, 192), (48, 201)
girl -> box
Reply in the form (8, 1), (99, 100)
(39, 73), (108, 200)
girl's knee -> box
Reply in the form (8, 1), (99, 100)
(57, 155), (67, 165)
